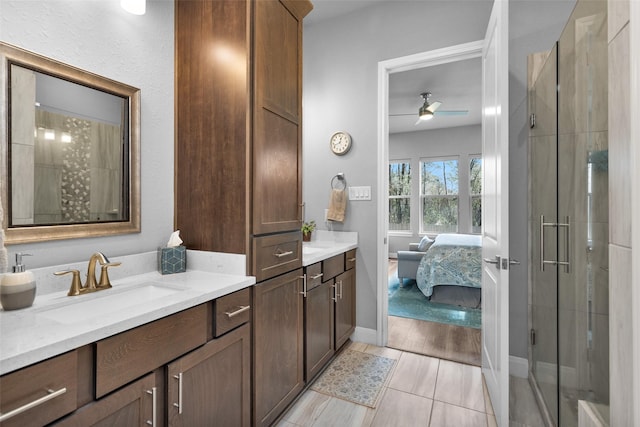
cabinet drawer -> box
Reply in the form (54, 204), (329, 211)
(305, 262), (323, 291)
(95, 304), (207, 398)
(0, 351), (77, 427)
(322, 254), (344, 282)
(253, 231), (302, 282)
(345, 249), (356, 270)
(214, 288), (251, 337)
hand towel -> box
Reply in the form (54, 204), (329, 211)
(327, 189), (347, 222)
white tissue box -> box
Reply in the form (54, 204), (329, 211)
(158, 246), (186, 274)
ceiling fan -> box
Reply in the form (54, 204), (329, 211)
(390, 92), (469, 125)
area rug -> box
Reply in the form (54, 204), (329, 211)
(388, 276), (481, 329)
(310, 349), (396, 408)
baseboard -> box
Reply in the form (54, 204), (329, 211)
(389, 253), (398, 259)
(351, 327), (377, 346)
(510, 355), (529, 378)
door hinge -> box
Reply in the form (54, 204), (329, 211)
(530, 329), (536, 346)
(530, 113), (536, 128)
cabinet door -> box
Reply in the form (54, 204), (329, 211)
(253, 269), (304, 427)
(167, 323), (251, 427)
(53, 373), (156, 427)
(335, 268), (356, 349)
(305, 280), (335, 381)
(252, 0), (303, 235)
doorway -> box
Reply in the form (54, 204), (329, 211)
(376, 41), (484, 363)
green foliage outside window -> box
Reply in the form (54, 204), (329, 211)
(470, 157), (482, 233)
(421, 159), (458, 233)
(389, 162), (411, 230)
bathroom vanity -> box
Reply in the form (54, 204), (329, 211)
(0, 252), (255, 427)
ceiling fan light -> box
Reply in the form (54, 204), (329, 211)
(419, 105), (434, 121)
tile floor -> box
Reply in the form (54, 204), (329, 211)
(277, 342), (497, 427)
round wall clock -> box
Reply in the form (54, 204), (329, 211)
(329, 131), (352, 156)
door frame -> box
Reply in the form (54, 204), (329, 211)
(375, 40), (484, 347)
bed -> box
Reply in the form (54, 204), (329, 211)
(415, 233), (482, 298)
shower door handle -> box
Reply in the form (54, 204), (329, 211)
(540, 214), (570, 272)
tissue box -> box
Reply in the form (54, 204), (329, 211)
(159, 246), (186, 274)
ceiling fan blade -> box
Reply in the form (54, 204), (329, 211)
(433, 110), (469, 116)
(389, 113), (416, 117)
(426, 101), (442, 113)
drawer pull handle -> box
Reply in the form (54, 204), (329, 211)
(347, 257), (356, 262)
(0, 387), (67, 422)
(332, 284), (338, 302)
(173, 373), (183, 414)
(274, 250), (293, 258)
(299, 275), (307, 298)
(225, 305), (251, 318)
(338, 280), (344, 299)
(310, 273), (323, 280)
(146, 387), (157, 426)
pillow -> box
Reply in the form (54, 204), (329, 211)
(417, 235), (434, 252)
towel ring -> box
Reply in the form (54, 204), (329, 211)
(331, 173), (347, 190)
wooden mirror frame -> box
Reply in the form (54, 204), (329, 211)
(0, 42), (140, 244)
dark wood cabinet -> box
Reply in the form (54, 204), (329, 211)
(335, 267), (356, 350)
(54, 373), (157, 427)
(175, 0), (312, 260)
(167, 323), (251, 427)
(304, 279), (335, 381)
(0, 351), (78, 427)
(252, 269), (304, 427)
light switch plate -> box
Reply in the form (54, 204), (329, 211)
(348, 186), (371, 201)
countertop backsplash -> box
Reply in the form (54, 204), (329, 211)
(25, 250), (247, 296)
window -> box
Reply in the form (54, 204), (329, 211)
(389, 161), (411, 231)
(420, 158), (458, 233)
(470, 157), (482, 234)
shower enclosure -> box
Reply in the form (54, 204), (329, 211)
(528, 0), (608, 425)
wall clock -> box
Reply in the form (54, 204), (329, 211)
(329, 131), (352, 156)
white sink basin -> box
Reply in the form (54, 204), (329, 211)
(37, 282), (183, 324)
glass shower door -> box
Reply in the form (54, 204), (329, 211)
(529, 43), (559, 425)
(556, 0), (609, 425)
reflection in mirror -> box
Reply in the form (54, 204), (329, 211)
(1, 42), (140, 244)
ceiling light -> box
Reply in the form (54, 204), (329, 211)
(121, 0), (146, 15)
(418, 106), (434, 121)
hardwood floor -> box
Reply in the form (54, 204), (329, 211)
(278, 341), (496, 427)
(388, 315), (481, 366)
(387, 259), (481, 366)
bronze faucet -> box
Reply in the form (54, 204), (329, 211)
(55, 252), (121, 296)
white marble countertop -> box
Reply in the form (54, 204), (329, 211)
(302, 230), (358, 266)
(0, 251), (255, 376)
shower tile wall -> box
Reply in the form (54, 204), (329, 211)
(557, 0), (609, 421)
(32, 110), (122, 224)
(607, 0), (632, 424)
(10, 66), (35, 226)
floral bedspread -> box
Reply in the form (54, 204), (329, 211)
(416, 234), (482, 298)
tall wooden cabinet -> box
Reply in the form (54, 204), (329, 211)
(176, 2), (312, 426)
(175, 0), (312, 258)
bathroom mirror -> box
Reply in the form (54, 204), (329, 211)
(0, 42), (140, 244)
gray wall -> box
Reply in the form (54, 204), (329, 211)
(1, 0), (174, 268)
(388, 125), (482, 255)
(303, 1), (493, 333)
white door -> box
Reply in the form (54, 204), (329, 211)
(481, 0), (510, 425)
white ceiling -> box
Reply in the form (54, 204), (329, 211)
(388, 57), (482, 134)
(305, 0), (483, 135)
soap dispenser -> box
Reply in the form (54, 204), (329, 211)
(1, 253), (36, 310)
